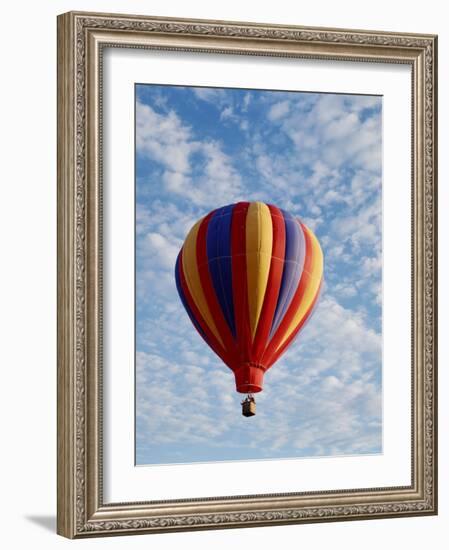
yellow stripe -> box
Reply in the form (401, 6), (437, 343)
(246, 202), (273, 340)
(182, 219), (224, 348)
(276, 225), (323, 350)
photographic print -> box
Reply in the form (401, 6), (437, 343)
(57, 12), (437, 537)
(135, 84), (383, 465)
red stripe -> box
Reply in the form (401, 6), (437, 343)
(261, 222), (314, 367)
(251, 204), (286, 366)
(178, 249), (232, 367)
(196, 212), (239, 365)
(266, 278), (322, 368)
(230, 202), (251, 370)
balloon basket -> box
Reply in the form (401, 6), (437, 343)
(242, 396), (256, 417)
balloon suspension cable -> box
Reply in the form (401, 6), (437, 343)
(241, 393), (256, 417)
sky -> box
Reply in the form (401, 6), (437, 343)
(135, 83), (383, 465)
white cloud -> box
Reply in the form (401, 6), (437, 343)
(192, 87), (227, 104)
(136, 101), (243, 208)
(333, 282), (358, 298)
(136, 351), (238, 448)
(136, 291), (382, 462)
(322, 375), (344, 391)
(242, 92), (251, 111)
(268, 100), (290, 121)
(272, 94), (382, 176)
(296, 295), (381, 358)
(135, 87), (383, 464)
(321, 189), (346, 206)
(332, 196), (382, 249)
(136, 102), (192, 173)
(220, 106), (234, 120)
(137, 201), (198, 243)
(360, 255), (382, 276)
(143, 232), (179, 270)
(135, 203), (189, 307)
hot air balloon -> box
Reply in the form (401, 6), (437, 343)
(175, 201), (323, 416)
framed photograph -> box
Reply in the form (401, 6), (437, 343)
(57, 11), (438, 538)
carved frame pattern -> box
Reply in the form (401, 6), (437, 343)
(57, 11), (437, 538)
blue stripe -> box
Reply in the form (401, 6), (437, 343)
(269, 211), (306, 337)
(175, 253), (207, 340)
(206, 204), (236, 337)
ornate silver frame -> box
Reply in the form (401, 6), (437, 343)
(57, 11), (438, 538)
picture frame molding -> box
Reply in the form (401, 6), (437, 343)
(57, 10), (438, 538)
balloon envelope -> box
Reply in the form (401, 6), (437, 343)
(175, 201), (323, 394)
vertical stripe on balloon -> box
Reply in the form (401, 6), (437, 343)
(276, 223), (323, 350)
(251, 204), (286, 360)
(261, 221), (322, 366)
(176, 250), (230, 366)
(196, 211), (238, 363)
(269, 210), (306, 338)
(181, 218), (224, 347)
(175, 253), (207, 341)
(206, 204), (236, 337)
(231, 202), (251, 367)
(245, 202), (273, 341)
(268, 278), (323, 367)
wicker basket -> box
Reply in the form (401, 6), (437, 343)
(242, 398), (256, 417)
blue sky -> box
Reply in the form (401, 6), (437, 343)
(135, 84), (382, 465)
